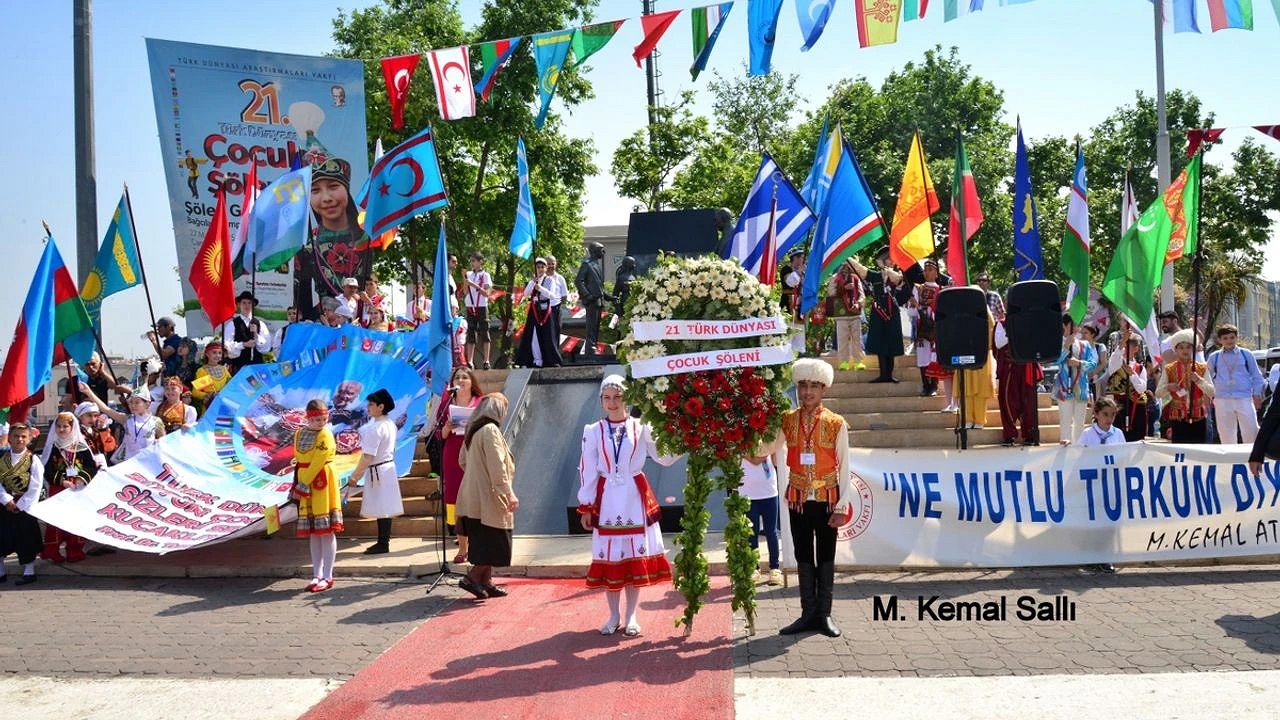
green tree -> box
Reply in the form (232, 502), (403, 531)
(332, 0), (598, 365)
(610, 91), (712, 211)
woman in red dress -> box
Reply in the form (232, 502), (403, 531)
(437, 366), (484, 563)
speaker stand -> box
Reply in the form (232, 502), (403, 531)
(955, 368), (969, 450)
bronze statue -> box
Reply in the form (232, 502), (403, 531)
(574, 242), (613, 355)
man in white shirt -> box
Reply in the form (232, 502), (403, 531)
(222, 291), (270, 373)
(784, 251), (805, 353)
(464, 252), (493, 369)
(335, 277), (360, 324)
(545, 256), (569, 341)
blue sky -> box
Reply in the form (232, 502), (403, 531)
(1, 0), (1277, 358)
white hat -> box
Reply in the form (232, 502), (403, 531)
(792, 358), (834, 388)
(74, 402), (98, 418)
(342, 277), (359, 287)
(600, 374), (626, 394)
(1169, 328), (1196, 349)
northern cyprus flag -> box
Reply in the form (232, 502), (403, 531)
(1061, 146), (1090, 324)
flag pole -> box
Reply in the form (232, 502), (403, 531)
(1190, 151), (1205, 356)
(123, 183), (165, 358)
(44, 220), (120, 395)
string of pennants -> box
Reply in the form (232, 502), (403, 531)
(379, 0), (1280, 131)
(1186, 124), (1280, 155)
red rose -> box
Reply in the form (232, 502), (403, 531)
(684, 433), (703, 448)
(741, 367), (755, 379)
(748, 411), (767, 430)
(716, 397), (732, 411)
(725, 426), (744, 443)
(684, 397), (704, 417)
(692, 376), (711, 394)
(664, 391), (682, 408)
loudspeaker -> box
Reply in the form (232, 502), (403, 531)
(1006, 280), (1062, 362)
(936, 286), (990, 370)
(626, 209), (722, 275)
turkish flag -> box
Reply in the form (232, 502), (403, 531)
(381, 54), (421, 130)
(1185, 128), (1224, 157)
(188, 190), (236, 328)
(632, 9), (681, 67)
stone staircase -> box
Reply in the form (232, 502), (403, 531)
(299, 368), (511, 538)
(824, 356), (1060, 448)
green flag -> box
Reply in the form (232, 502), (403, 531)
(1060, 146), (1090, 323)
(1101, 154), (1202, 328)
(570, 19), (624, 66)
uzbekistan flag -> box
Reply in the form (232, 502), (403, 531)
(0, 237), (96, 409)
(944, 0), (983, 21)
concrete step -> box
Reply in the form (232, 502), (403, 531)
(820, 355), (918, 370)
(826, 394), (1052, 414)
(399, 475), (440, 498)
(850, 425), (1061, 448)
(846, 407), (1059, 431)
(825, 377), (979, 398)
(409, 458), (432, 477)
(336, 516), (440, 538)
(345, 497), (439, 517)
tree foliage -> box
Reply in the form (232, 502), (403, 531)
(332, 0), (598, 363)
(611, 46), (1279, 319)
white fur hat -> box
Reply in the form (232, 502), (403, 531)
(1169, 328), (1196, 349)
(792, 358), (834, 388)
(600, 374), (627, 394)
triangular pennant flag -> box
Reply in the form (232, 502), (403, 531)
(690, 3), (734, 80)
(532, 30), (574, 129)
(1185, 127), (1225, 157)
(1208, 0), (1254, 31)
(797, 0), (835, 51)
(571, 19), (625, 66)
(748, 0), (784, 75)
(426, 46), (476, 120)
(1254, 124), (1280, 141)
(854, 0), (903, 47)
(474, 37), (523, 103)
(380, 53), (421, 130)
(633, 9), (681, 67)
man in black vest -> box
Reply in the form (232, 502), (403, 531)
(222, 291), (270, 373)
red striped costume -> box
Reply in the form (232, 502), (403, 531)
(577, 418), (679, 591)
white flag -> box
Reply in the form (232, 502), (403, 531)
(426, 46), (476, 120)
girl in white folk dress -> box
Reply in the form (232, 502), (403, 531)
(577, 375), (681, 637)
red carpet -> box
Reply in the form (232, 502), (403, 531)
(300, 579), (734, 720)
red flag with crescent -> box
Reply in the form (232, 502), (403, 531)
(1255, 125), (1280, 142)
(427, 46), (476, 121)
(380, 54), (421, 130)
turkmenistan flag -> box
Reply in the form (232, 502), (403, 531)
(570, 19), (624, 66)
(1101, 154), (1202, 328)
(1061, 146), (1090, 323)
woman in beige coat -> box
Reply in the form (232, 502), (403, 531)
(455, 393), (518, 599)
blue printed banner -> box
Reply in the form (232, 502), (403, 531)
(780, 443), (1280, 568)
(30, 346), (431, 554)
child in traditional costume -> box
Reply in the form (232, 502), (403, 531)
(1055, 314), (1099, 444)
(192, 341), (232, 408)
(0, 424), (45, 584)
(577, 375), (680, 637)
(152, 376), (197, 433)
(346, 388), (402, 555)
(1156, 329), (1215, 444)
(771, 358), (852, 638)
(39, 412), (103, 563)
(292, 399), (344, 592)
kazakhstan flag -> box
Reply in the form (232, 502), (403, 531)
(533, 29), (573, 129)
(82, 191), (142, 327)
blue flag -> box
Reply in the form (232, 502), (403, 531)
(800, 115), (830, 208)
(425, 223), (455, 397)
(723, 153), (815, 275)
(533, 29), (574, 129)
(81, 191), (143, 327)
(1013, 122), (1045, 281)
(244, 166), (311, 270)
(801, 141), (886, 314)
(358, 127), (449, 239)
(748, 0), (784, 75)
(510, 137), (536, 260)
(796, 0), (835, 51)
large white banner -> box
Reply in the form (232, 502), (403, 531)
(781, 443), (1280, 568)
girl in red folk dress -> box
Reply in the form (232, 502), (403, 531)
(39, 412), (103, 563)
(577, 375), (681, 637)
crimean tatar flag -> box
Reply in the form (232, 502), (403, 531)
(889, 132), (940, 271)
(855, 0), (903, 47)
(188, 189), (237, 328)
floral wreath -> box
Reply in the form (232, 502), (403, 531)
(617, 253), (791, 634)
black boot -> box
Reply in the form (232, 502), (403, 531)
(364, 518), (391, 555)
(779, 563), (817, 635)
(920, 368), (935, 396)
(813, 561), (841, 637)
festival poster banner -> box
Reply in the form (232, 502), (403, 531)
(145, 39), (370, 334)
(780, 443), (1280, 568)
(30, 350), (430, 554)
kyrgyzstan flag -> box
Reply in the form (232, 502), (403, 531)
(0, 237), (96, 410)
(188, 189), (237, 328)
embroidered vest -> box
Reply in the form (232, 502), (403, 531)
(157, 401), (188, 433)
(1107, 362), (1148, 404)
(781, 407), (843, 508)
(0, 453), (37, 500)
(1162, 360), (1209, 422)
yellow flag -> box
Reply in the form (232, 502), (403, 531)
(264, 505), (281, 535)
(889, 132), (940, 270)
(856, 0), (903, 48)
